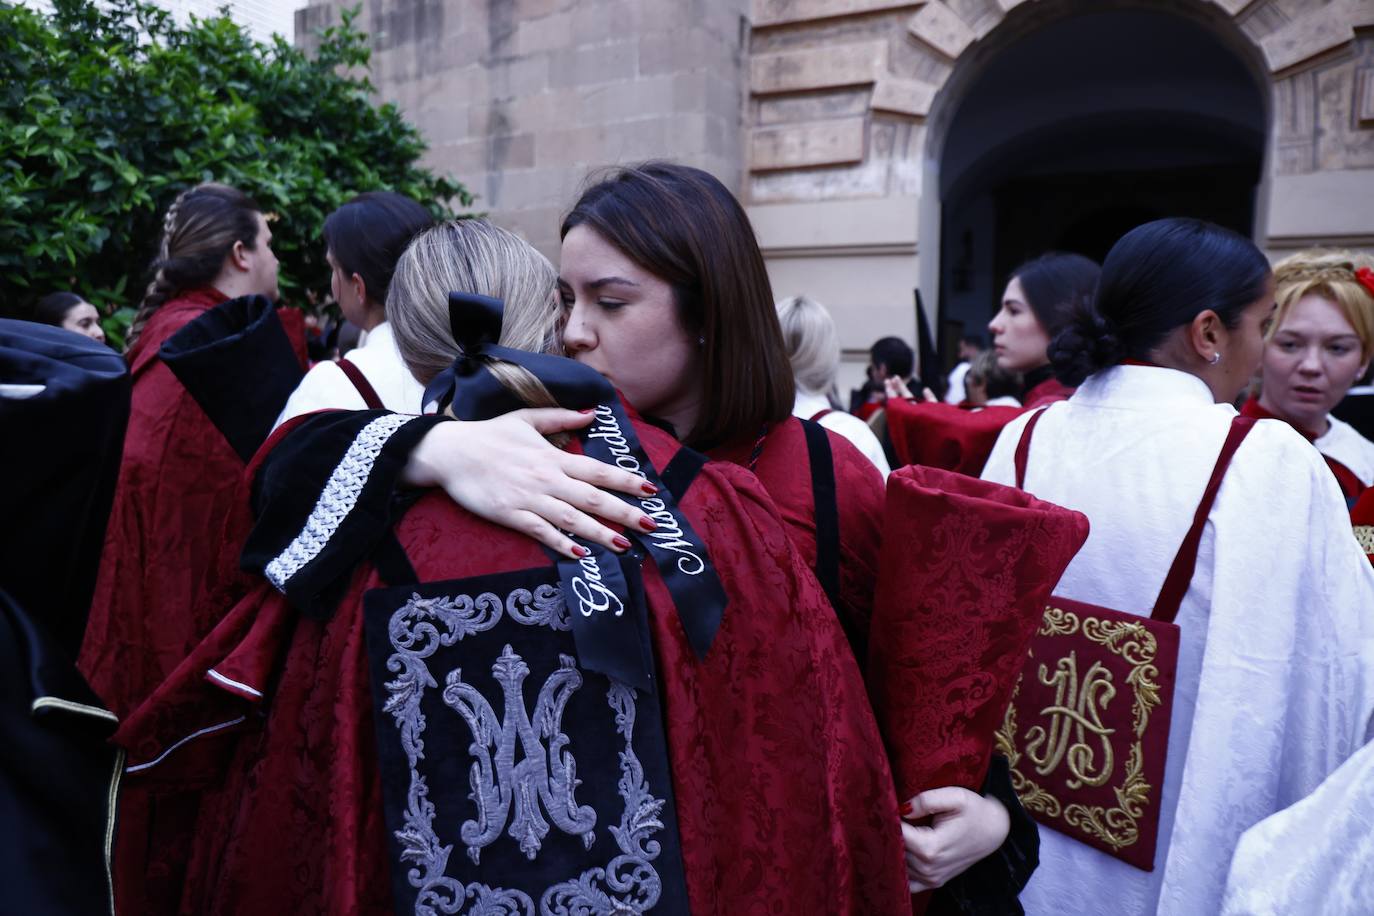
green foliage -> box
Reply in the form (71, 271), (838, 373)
(0, 0), (472, 343)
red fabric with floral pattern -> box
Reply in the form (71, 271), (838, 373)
(77, 289), (305, 914)
(116, 418), (909, 915)
(709, 416), (885, 645)
(867, 465), (1089, 801)
(885, 399), (1029, 477)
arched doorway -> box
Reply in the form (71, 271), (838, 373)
(929, 4), (1268, 363)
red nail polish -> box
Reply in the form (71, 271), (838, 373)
(900, 802), (914, 818)
(638, 516), (658, 532)
(578, 408), (595, 414)
(572, 545), (590, 558)
(641, 482), (659, 495)
(612, 535), (632, 550)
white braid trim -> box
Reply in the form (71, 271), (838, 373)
(264, 413), (417, 592)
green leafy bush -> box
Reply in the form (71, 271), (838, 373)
(0, 0), (471, 347)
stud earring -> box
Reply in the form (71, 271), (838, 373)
(1209, 352), (1222, 366)
(698, 336), (706, 346)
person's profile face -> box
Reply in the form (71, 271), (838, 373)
(248, 212), (280, 301)
(557, 225), (703, 426)
(988, 277), (1051, 373)
(60, 301), (106, 344)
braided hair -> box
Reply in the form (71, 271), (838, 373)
(1270, 250), (1374, 361)
(125, 183), (262, 350)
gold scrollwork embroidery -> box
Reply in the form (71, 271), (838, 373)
(1000, 604), (1164, 852)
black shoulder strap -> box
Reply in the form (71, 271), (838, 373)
(658, 444), (709, 504)
(800, 419), (841, 613)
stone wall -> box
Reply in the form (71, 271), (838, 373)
(297, 0), (750, 258)
(742, 0), (1374, 380)
(296, 0), (1374, 388)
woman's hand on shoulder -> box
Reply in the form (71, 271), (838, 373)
(404, 408), (657, 559)
(899, 786), (1011, 891)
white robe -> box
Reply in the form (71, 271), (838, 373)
(981, 364), (1374, 916)
(1222, 733), (1374, 914)
(792, 388), (891, 477)
(1315, 413), (1374, 487)
(274, 321), (426, 429)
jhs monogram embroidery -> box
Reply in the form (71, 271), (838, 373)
(1023, 650), (1117, 790)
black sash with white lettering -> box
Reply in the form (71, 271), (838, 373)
(425, 292), (728, 690)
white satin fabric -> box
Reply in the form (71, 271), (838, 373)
(982, 364), (1374, 916)
(1315, 413), (1374, 487)
(274, 321), (426, 429)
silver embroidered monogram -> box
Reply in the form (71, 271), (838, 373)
(445, 646), (596, 862)
(381, 583), (670, 916)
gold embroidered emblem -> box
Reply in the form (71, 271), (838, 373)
(995, 606), (1164, 853)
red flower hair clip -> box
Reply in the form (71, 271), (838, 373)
(1358, 266), (1374, 300)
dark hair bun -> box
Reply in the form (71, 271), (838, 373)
(1049, 296), (1123, 387)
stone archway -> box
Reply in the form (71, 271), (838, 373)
(744, 0), (1374, 383)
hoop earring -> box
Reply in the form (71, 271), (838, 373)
(1209, 352), (1222, 366)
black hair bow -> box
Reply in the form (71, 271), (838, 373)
(423, 291), (612, 421)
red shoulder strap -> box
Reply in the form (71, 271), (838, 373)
(1013, 408), (1048, 490)
(809, 408), (834, 423)
(336, 358), (383, 410)
(1151, 416), (1255, 623)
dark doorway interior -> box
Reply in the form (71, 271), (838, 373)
(936, 7), (1267, 367)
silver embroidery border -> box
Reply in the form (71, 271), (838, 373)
(381, 585), (666, 916)
(264, 413), (416, 591)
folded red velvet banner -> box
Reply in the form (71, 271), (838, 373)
(867, 465), (1089, 803)
(884, 399), (1027, 476)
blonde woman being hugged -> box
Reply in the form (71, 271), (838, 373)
(1241, 250), (1374, 501)
(776, 294), (890, 476)
(982, 218), (1374, 915)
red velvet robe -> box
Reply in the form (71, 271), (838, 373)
(115, 414), (910, 915)
(885, 400), (1029, 478)
(79, 288), (305, 912)
(1240, 396), (1366, 499)
(1022, 376), (1073, 410)
(709, 417), (885, 644)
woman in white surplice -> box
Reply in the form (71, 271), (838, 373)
(980, 218), (1374, 915)
(275, 192), (432, 425)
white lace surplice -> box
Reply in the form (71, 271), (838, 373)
(981, 365), (1374, 916)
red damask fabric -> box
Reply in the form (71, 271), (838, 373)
(116, 417), (909, 915)
(867, 466), (1089, 802)
(78, 290), (306, 914)
(885, 400), (1028, 477)
(709, 416), (886, 646)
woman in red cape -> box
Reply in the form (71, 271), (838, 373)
(116, 219), (910, 914)
(80, 183), (284, 720)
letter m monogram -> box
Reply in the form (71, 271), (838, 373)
(443, 645), (597, 863)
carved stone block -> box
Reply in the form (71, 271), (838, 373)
(751, 118), (867, 170)
(907, 1), (976, 61)
(871, 77), (937, 117)
(752, 0), (921, 28)
(751, 40), (889, 95)
(1360, 68), (1374, 127)
(1260, 7), (1355, 74)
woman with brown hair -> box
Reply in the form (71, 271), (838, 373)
(290, 163), (1028, 903)
(81, 182), (282, 720)
(117, 218), (911, 914)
